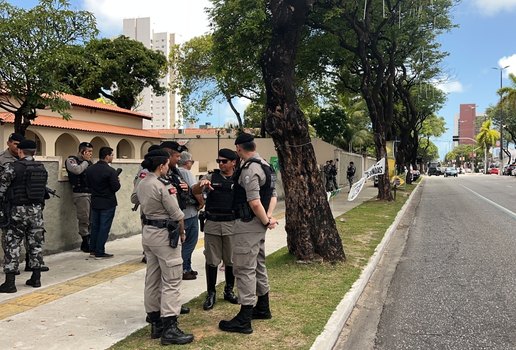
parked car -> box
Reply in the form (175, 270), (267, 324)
(503, 163), (516, 175)
(412, 169), (421, 181)
(444, 167), (458, 177)
(489, 167), (499, 175)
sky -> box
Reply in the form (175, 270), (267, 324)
(7, 0), (516, 158)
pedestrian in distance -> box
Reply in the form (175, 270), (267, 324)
(177, 151), (204, 280)
(135, 149), (194, 345)
(0, 140), (48, 293)
(330, 159), (339, 190)
(65, 142), (94, 253)
(346, 161), (356, 192)
(85, 147), (120, 259)
(193, 148), (239, 310)
(219, 133), (278, 335)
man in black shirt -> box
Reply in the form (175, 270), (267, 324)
(85, 147), (121, 259)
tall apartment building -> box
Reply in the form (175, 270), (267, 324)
(123, 17), (180, 129)
(454, 103), (478, 145)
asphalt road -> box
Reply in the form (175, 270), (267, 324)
(335, 175), (516, 350)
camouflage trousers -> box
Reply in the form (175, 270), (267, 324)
(1, 204), (45, 274)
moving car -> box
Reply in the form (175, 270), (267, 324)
(444, 167), (458, 177)
(428, 167), (442, 176)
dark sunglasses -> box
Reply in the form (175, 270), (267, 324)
(216, 159), (229, 164)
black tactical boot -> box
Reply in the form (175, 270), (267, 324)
(26, 270), (41, 288)
(180, 305), (190, 314)
(80, 235), (90, 253)
(252, 292), (272, 319)
(0, 273), (17, 293)
(160, 316), (194, 345)
(203, 264), (218, 310)
(219, 305), (253, 334)
(223, 265), (239, 304)
(146, 311), (163, 339)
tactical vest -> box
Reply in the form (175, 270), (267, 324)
(205, 170), (234, 220)
(233, 158), (275, 221)
(9, 159), (48, 205)
(66, 156), (92, 193)
(167, 167), (186, 210)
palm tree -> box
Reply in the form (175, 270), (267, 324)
(476, 119), (500, 173)
(499, 73), (516, 107)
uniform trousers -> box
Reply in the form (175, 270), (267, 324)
(72, 193), (91, 237)
(232, 229), (269, 306)
(143, 243), (183, 317)
(203, 220), (234, 266)
(2, 204), (44, 273)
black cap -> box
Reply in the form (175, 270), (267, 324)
(160, 141), (184, 153)
(18, 140), (37, 150)
(145, 149), (170, 159)
(218, 148), (238, 160)
(8, 133), (24, 142)
(79, 142), (93, 149)
(147, 144), (160, 153)
(234, 133), (254, 145)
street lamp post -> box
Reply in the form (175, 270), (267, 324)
(493, 65), (510, 175)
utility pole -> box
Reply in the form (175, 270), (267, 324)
(493, 65), (510, 175)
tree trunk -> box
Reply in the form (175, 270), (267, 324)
(260, 0), (345, 262)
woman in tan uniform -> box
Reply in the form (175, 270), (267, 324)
(135, 150), (194, 346)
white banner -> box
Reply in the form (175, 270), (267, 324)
(347, 176), (366, 201)
(364, 158), (385, 179)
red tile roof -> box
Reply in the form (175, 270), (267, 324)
(0, 113), (162, 139)
(61, 94), (152, 120)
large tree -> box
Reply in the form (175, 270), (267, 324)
(60, 36), (168, 110)
(259, 0), (345, 262)
(0, 0), (97, 135)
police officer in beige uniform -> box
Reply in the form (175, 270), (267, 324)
(135, 149), (194, 345)
(193, 148), (239, 310)
(219, 133), (278, 334)
(65, 142), (94, 253)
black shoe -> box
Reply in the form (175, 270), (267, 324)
(26, 270), (41, 288)
(147, 311), (163, 339)
(252, 292), (272, 319)
(95, 253), (114, 260)
(180, 305), (190, 314)
(25, 265), (49, 272)
(182, 271), (197, 280)
(160, 316), (194, 345)
(80, 235), (90, 253)
(219, 305), (253, 334)
(191, 270), (198, 276)
(0, 273), (17, 293)
(224, 289), (239, 304)
(203, 291), (216, 310)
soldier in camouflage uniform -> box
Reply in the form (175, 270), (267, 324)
(0, 140), (48, 293)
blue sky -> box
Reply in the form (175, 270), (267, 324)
(8, 1), (516, 158)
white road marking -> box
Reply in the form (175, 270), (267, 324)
(461, 185), (516, 220)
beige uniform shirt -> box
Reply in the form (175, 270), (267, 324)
(233, 154), (277, 233)
(136, 173), (184, 247)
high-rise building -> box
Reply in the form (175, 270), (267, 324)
(123, 17), (180, 129)
(455, 103), (477, 145)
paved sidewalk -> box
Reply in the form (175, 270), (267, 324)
(0, 184), (378, 350)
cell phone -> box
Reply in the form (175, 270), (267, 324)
(116, 168), (123, 175)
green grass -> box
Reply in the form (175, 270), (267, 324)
(110, 181), (419, 350)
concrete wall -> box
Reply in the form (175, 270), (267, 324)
(0, 138), (374, 257)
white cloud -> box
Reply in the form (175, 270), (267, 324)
(82, 0), (212, 43)
(498, 55), (516, 76)
(472, 0), (516, 15)
(436, 80), (464, 94)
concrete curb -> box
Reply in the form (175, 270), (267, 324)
(310, 181), (422, 350)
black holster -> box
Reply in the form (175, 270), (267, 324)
(167, 220), (180, 248)
(236, 203), (254, 222)
(198, 211), (206, 232)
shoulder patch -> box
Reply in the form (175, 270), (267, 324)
(168, 187), (177, 195)
(139, 172), (147, 179)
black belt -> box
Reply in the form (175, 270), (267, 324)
(206, 213), (235, 222)
(142, 218), (169, 229)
